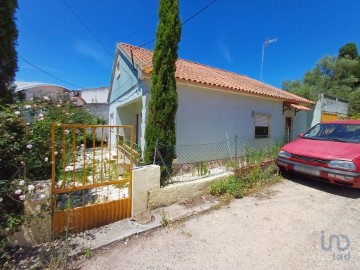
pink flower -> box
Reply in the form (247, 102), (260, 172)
(14, 189), (22, 195)
(19, 195), (25, 201)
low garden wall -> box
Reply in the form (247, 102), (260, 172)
(132, 165), (232, 216)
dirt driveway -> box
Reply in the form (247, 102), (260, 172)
(79, 176), (360, 270)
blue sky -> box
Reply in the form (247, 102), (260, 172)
(15, 0), (360, 90)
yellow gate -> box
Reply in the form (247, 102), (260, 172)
(321, 113), (338, 122)
(51, 124), (133, 236)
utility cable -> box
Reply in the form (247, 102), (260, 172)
(124, 14), (157, 41)
(61, 0), (113, 58)
(19, 55), (83, 89)
(60, 0), (136, 78)
(139, 0), (219, 48)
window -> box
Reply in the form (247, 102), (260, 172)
(255, 114), (271, 138)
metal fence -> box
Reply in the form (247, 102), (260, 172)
(153, 132), (301, 185)
(51, 124), (133, 236)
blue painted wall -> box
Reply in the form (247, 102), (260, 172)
(109, 49), (139, 104)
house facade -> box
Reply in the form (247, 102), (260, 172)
(108, 43), (313, 158)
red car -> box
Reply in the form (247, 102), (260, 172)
(276, 120), (360, 188)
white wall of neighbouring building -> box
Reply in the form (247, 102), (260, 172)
(81, 87), (109, 104)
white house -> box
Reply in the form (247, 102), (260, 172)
(108, 43), (314, 159)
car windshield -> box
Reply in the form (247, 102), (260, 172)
(302, 123), (360, 143)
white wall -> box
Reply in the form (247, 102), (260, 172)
(81, 87), (109, 103)
(110, 78), (310, 159)
(320, 94), (349, 115)
(293, 110), (310, 134)
(311, 100), (322, 127)
(176, 83), (285, 144)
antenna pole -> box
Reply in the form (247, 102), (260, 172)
(261, 42), (265, 81)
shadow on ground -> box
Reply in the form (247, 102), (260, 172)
(282, 172), (360, 199)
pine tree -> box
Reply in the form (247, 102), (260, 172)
(0, 0), (18, 106)
(144, 0), (182, 176)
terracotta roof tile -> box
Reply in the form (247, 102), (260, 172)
(287, 103), (311, 111)
(119, 43), (314, 105)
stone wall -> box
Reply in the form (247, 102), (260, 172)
(131, 165), (231, 216)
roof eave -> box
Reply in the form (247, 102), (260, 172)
(141, 73), (313, 106)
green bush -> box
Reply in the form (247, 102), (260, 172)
(0, 104), (26, 180)
(0, 99), (106, 256)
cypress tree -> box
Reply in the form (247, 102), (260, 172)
(0, 0), (18, 106)
(144, 0), (182, 177)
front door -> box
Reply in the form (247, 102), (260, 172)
(285, 117), (292, 142)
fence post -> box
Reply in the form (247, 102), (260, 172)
(153, 138), (158, 165)
(235, 135), (238, 166)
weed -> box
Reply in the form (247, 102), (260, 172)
(83, 246), (92, 260)
(245, 148), (267, 165)
(210, 179), (228, 196)
(122, 170), (130, 179)
(197, 161), (208, 176)
(225, 160), (236, 170)
(211, 203), (222, 210)
(160, 209), (169, 227)
(210, 161), (279, 201)
(210, 177), (244, 198)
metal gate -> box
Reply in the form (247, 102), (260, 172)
(51, 124), (133, 236)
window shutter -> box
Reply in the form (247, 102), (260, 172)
(255, 115), (269, 127)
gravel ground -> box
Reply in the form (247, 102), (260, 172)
(78, 176), (360, 270)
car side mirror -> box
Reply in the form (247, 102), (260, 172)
(298, 133), (303, 138)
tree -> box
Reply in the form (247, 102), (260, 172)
(338, 43), (360, 86)
(0, 0), (18, 106)
(339, 43), (358, 60)
(282, 43), (360, 116)
(144, 0), (182, 176)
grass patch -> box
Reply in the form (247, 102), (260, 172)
(210, 162), (280, 201)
